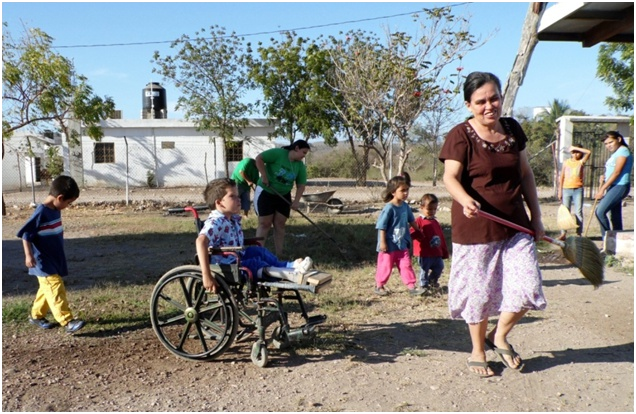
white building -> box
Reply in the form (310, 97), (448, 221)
(2, 132), (62, 191)
(2, 119), (276, 191)
(79, 118), (275, 188)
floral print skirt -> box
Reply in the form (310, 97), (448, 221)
(448, 232), (547, 324)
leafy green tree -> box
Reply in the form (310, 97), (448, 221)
(3, 23), (115, 186)
(597, 43), (634, 114)
(536, 99), (574, 124)
(519, 100), (587, 187)
(152, 25), (253, 174)
(247, 32), (341, 145)
(2, 24), (115, 144)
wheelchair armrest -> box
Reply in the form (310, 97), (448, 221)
(207, 247), (242, 268)
(209, 246), (243, 254)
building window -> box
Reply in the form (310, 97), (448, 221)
(94, 143), (115, 163)
(225, 141), (243, 162)
(34, 157), (42, 182)
(161, 141), (175, 149)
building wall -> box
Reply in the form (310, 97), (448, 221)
(2, 134), (56, 191)
(80, 119), (275, 188)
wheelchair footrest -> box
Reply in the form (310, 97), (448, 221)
(260, 280), (319, 293)
(261, 269), (332, 293)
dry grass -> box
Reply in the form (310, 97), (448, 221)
(2, 199), (628, 340)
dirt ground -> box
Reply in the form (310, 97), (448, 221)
(2, 186), (634, 412)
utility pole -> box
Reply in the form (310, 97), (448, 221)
(502, 2), (547, 117)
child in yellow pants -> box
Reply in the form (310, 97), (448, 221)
(17, 176), (85, 334)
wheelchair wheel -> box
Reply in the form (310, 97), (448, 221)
(150, 265), (239, 361)
(271, 326), (290, 350)
(251, 339), (269, 368)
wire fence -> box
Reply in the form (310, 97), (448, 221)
(3, 131), (633, 209)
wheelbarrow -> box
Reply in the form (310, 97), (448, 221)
(300, 190), (344, 214)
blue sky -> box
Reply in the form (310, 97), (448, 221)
(3, 1), (617, 121)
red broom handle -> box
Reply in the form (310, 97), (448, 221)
(477, 210), (561, 246)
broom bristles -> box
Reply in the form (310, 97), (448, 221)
(557, 204), (578, 230)
(562, 236), (604, 288)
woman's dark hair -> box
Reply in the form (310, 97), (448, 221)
(282, 139), (310, 151)
(604, 131), (629, 148)
(382, 176), (410, 203)
(463, 72), (502, 102)
(203, 178), (236, 210)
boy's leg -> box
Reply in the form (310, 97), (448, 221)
(418, 257), (432, 287)
(417, 257), (427, 287)
(32, 279), (51, 319)
(428, 257), (445, 286)
(243, 246), (287, 267)
(39, 275), (73, 326)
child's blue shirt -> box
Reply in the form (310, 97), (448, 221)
(375, 202), (415, 252)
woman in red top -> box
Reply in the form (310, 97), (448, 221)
(439, 72), (546, 377)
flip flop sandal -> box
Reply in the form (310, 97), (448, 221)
(492, 344), (525, 371)
(466, 358), (494, 378)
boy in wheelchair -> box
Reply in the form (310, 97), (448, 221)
(196, 178), (314, 293)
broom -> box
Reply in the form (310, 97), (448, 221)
(477, 210), (604, 288)
(557, 204), (578, 230)
(583, 198), (599, 237)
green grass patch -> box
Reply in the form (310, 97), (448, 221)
(2, 298), (32, 324)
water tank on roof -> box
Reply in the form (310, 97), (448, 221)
(142, 82), (167, 119)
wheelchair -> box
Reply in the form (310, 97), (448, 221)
(149, 206), (331, 367)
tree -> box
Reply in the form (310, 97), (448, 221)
(152, 25), (253, 175)
(519, 100), (587, 187)
(597, 43), (634, 114)
(247, 32), (341, 144)
(3, 23), (115, 185)
(327, 7), (482, 182)
(410, 76), (464, 186)
(536, 99), (573, 124)
(2, 24), (115, 144)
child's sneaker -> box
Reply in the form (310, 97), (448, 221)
(65, 319), (85, 334)
(408, 287), (426, 296)
(28, 316), (54, 329)
(374, 286), (389, 296)
(294, 257), (313, 274)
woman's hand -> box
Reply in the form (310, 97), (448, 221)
(291, 200), (300, 211)
(462, 199), (481, 218)
(530, 217), (545, 242)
